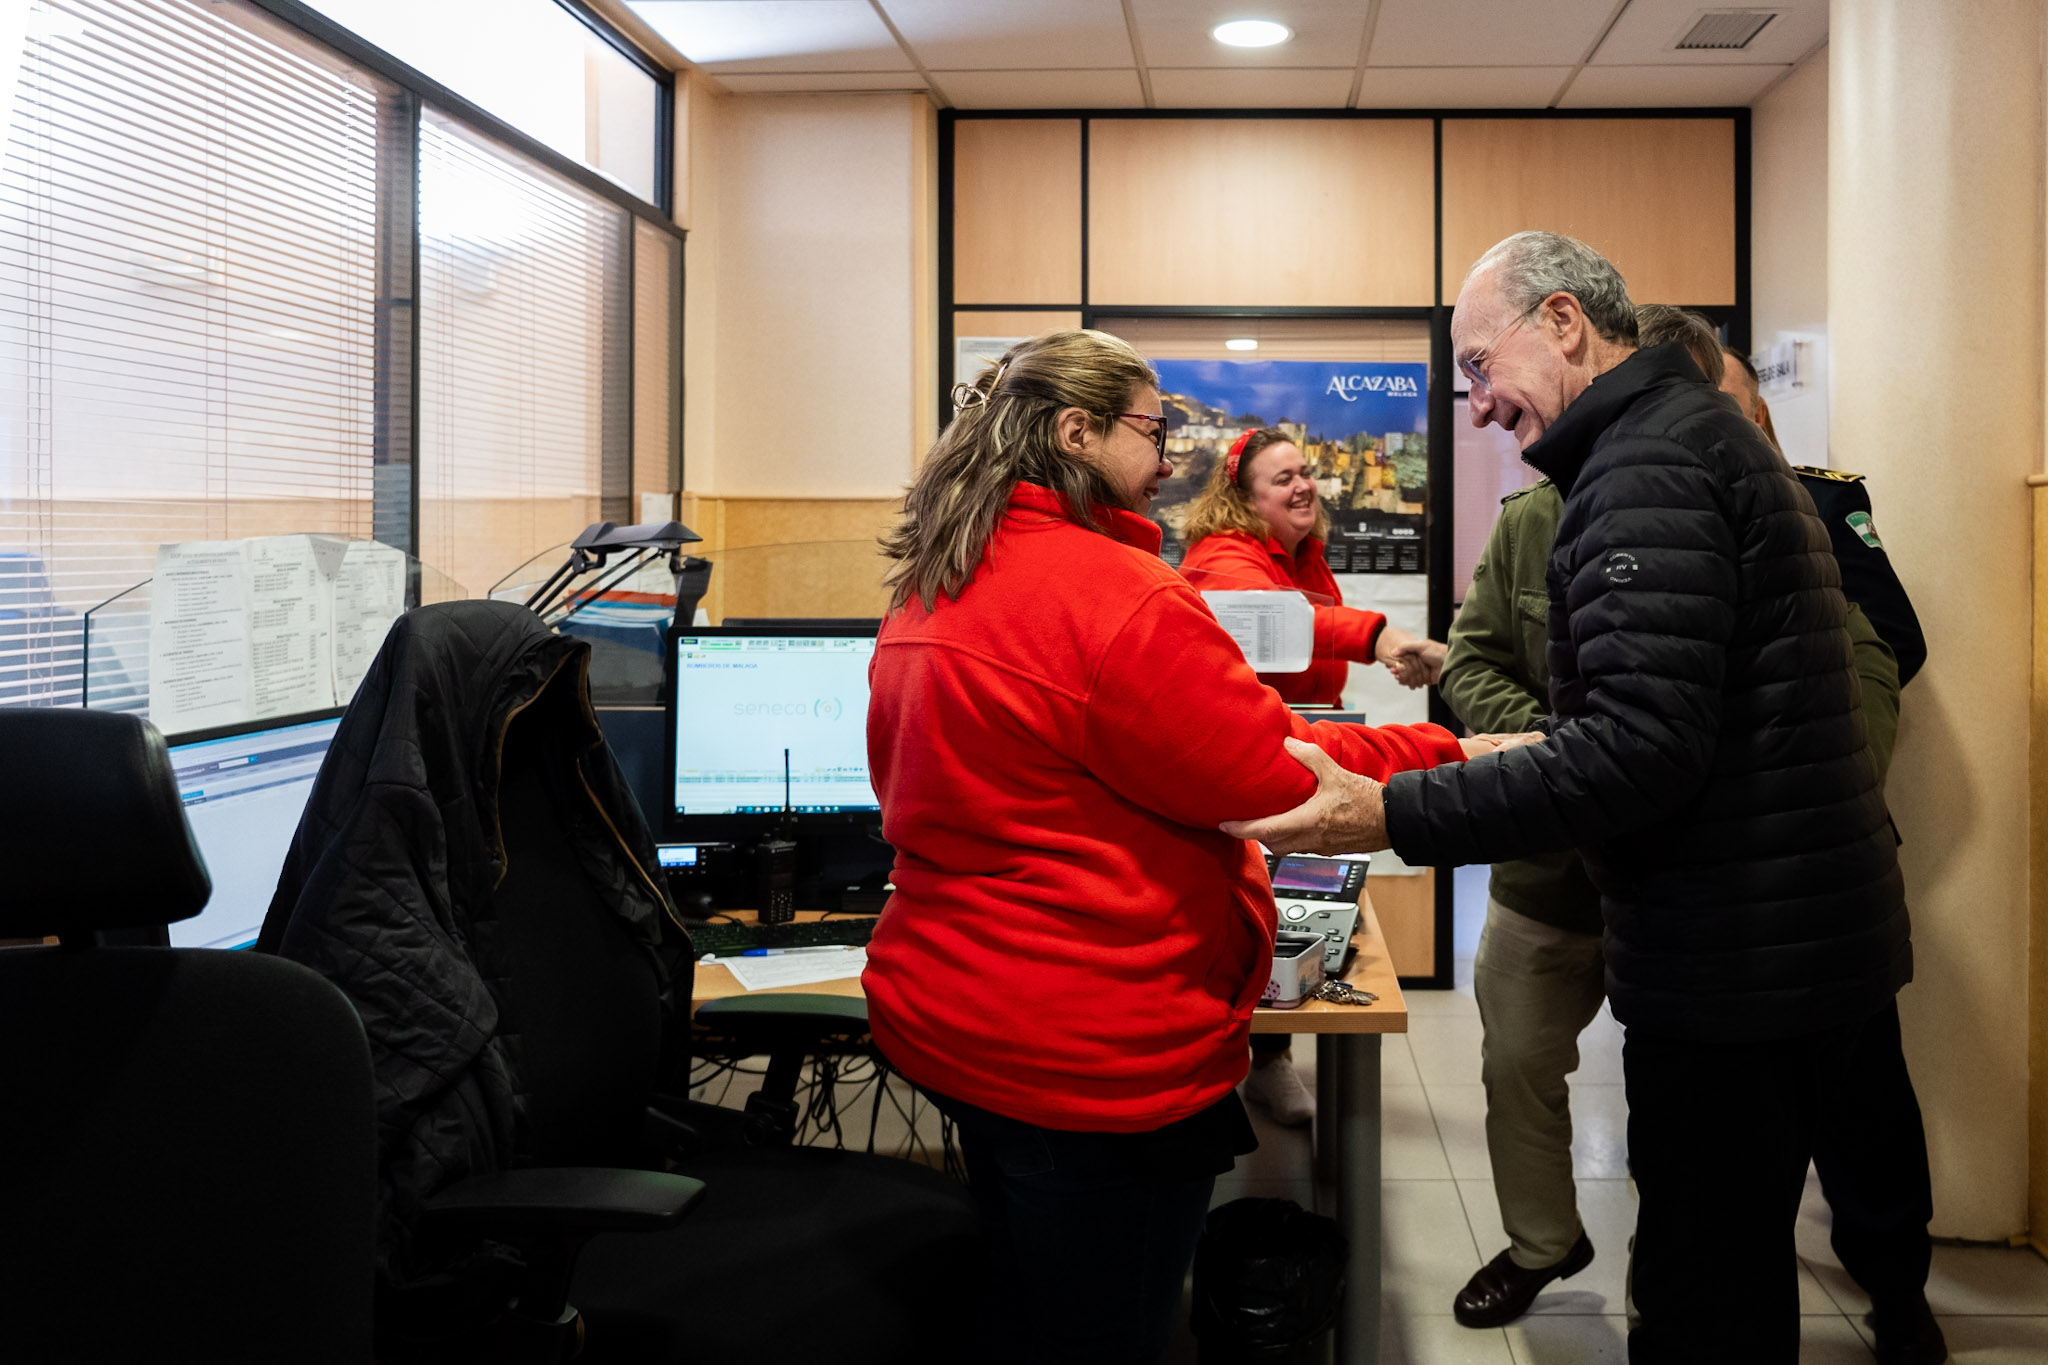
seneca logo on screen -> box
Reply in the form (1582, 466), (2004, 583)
(731, 698), (843, 720)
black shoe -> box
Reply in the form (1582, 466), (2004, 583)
(1453, 1233), (1595, 1328)
(1864, 1299), (1950, 1365)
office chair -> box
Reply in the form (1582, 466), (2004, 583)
(0, 708), (377, 1363)
(265, 601), (979, 1363)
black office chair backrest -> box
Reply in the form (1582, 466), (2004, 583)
(492, 674), (667, 1167)
(0, 708), (376, 1363)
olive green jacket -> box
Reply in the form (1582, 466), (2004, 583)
(1441, 479), (1901, 937)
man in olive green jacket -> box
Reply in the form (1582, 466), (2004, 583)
(1439, 477), (1900, 1329)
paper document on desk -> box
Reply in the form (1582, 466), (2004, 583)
(723, 948), (868, 992)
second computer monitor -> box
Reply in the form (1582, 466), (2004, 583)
(666, 625), (879, 837)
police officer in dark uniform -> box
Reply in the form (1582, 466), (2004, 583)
(1723, 345), (1946, 1365)
(1794, 463), (1925, 685)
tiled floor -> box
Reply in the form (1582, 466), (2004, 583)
(1158, 880), (2048, 1364)
(721, 871), (2048, 1363)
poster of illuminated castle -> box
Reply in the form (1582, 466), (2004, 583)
(1149, 359), (1430, 572)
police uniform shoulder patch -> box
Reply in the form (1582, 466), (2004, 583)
(1792, 465), (1865, 483)
(1844, 509), (1884, 549)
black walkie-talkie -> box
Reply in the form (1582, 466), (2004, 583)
(755, 747), (797, 924)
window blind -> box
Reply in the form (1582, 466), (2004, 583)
(417, 105), (630, 599)
(631, 217), (678, 504)
(0, 0), (389, 706)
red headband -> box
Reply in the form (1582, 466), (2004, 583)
(1225, 429), (1258, 484)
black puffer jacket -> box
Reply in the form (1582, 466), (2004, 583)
(1388, 344), (1910, 1041)
(256, 600), (683, 1279)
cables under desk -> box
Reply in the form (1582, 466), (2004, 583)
(687, 1049), (962, 1179)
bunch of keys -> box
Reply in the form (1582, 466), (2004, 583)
(1311, 979), (1377, 1006)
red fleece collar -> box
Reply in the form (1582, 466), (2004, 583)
(1008, 482), (1163, 556)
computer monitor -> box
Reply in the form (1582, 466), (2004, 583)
(165, 711), (341, 949)
(664, 626), (879, 838)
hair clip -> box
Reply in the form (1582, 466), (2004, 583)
(1226, 429), (1257, 483)
(950, 359), (1011, 415)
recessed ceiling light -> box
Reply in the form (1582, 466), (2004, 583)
(1212, 19), (1291, 48)
(1225, 337), (1259, 351)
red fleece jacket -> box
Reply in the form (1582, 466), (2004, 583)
(863, 484), (1463, 1132)
(1177, 530), (1386, 706)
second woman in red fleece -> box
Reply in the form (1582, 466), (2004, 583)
(864, 329), (1484, 1363)
(1176, 426), (1452, 1125)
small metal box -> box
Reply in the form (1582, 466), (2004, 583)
(1262, 930), (1329, 1009)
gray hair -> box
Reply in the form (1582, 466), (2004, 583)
(1468, 231), (1639, 347)
(1634, 304), (1722, 382)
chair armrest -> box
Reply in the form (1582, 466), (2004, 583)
(422, 1167), (705, 1237)
(692, 994), (874, 1147)
(693, 993), (869, 1035)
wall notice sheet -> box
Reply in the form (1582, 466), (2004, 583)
(149, 535), (408, 736)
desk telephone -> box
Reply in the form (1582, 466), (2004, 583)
(1265, 852), (1368, 972)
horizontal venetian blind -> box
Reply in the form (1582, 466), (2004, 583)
(417, 105), (629, 598)
(0, 0), (390, 707)
(631, 217), (678, 503)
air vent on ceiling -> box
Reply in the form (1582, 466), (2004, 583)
(1674, 10), (1778, 50)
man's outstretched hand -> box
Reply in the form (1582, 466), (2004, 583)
(1220, 737), (1391, 855)
(1375, 628), (1449, 688)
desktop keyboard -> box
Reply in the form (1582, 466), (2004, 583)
(683, 916), (878, 957)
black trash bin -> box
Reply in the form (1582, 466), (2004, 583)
(1190, 1197), (1348, 1365)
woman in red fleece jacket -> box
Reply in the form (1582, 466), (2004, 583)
(1178, 426), (1450, 705)
(867, 330), (1477, 1363)
(1177, 426), (1453, 1128)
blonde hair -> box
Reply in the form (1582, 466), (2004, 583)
(1182, 428), (1329, 550)
(882, 330), (1158, 612)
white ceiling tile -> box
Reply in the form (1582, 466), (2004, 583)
(933, 68), (1147, 109)
(1558, 63), (1790, 107)
(1147, 66), (1355, 108)
(1368, 0), (1615, 67)
(1592, 0), (1828, 65)
(707, 71), (932, 94)
(1356, 66), (1574, 109)
(1130, 0), (1369, 68)
(626, 1), (911, 73)
(879, 0), (1134, 71)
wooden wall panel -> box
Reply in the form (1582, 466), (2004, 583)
(1441, 118), (1737, 306)
(1087, 119), (1435, 307)
(954, 309), (1083, 338)
(2031, 479), (2048, 1257)
(1371, 871), (1436, 980)
(677, 493), (898, 624)
(953, 119), (1082, 305)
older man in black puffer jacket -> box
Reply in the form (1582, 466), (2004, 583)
(1226, 232), (1935, 1365)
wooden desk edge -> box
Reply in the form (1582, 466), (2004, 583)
(1250, 907), (1408, 1035)
(691, 906), (1409, 1034)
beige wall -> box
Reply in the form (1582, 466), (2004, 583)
(1830, 0), (2040, 1240)
(1750, 46), (1830, 465)
(683, 91), (932, 500)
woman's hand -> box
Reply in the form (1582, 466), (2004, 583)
(1374, 628), (1449, 688)
(1472, 731), (1546, 752)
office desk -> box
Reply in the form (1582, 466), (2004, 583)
(692, 903), (1405, 1365)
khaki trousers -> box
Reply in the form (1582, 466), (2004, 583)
(1473, 897), (1607, 1269)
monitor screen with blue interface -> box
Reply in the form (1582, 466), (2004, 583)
(166, 714), (340, 949)
(671, 632), (878, 817)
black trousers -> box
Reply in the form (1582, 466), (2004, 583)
(1624, 1001), (1932, 1365)
(927, 1089), (1252, 1365)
